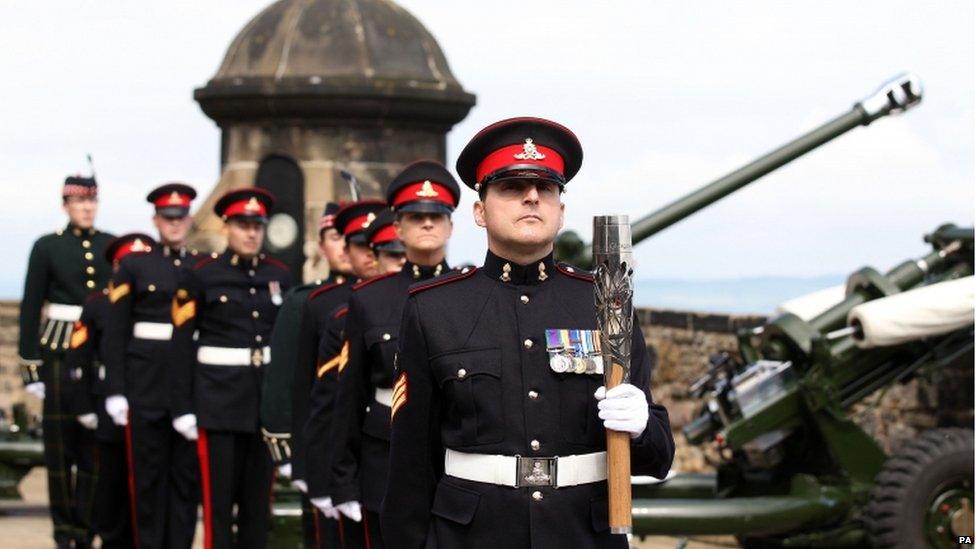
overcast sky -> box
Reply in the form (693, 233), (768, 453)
(1, 1), (972, 301)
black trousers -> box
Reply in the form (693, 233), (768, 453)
(42, 352), (97, 548)
(126, 408), (199, 549)
(197, 429), (273, 549)
(91, 397), (132, 548)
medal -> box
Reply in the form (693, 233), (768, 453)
(269, 281), (283, 306)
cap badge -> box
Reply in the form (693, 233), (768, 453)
(244, 197), (261, 212)
(167, 191), (182, 205)
(131, 238), (150, 253)
(363, 212), (376, 228)
(514, 138), (546, 161)
(416, 180), (440, 198)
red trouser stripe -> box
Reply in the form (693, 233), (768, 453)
(196, 428), (213, 549)
(123, 411), (141, 549)
(337, 515), (345, 548)
(312, 507), (321, 548)
(362, 507), (372, 549)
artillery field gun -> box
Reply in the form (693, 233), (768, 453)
(588, 74), (972, 547)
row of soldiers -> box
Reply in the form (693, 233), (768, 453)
(19, 117), (675, 549)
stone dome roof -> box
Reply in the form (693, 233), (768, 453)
(195, 0), (475, 128)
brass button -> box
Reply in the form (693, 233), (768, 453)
(248, 269), (255, 277)
(532, 491), (543, 501)
(84, 252), (94, 260)
(382, 333), (391, 341)
(252, 311), (260, 319)
(85, 266), (95, 275)
(86, 280), (95, 288)
(520, 295), (529, 304)
(249, 287), (256, 295)
(219, 295), (228, 303)
(255, 335), (263, 343)
(174, 259), (181, 267)
(530, 439), (540, 451)
(148, 284), (156, 292)
(457, 368), (467, 379)
(523, 339), (533, 349)
(82, 240), (91, 248)
(528, 390), (539, 400)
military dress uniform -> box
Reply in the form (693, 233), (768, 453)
(170, 188), (292, 549)
(292, 201), (384, 548)
(380, 119), (675, 548)
(18, 175), (114, 548)
(305, 207), (406, 548)
(68, 235), (156, 548)
(103, 184), (201, 549)
(328, 161), (460, 549)
(260, 202), (351, 549)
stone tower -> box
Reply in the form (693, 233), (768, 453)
(192, 0), (475, 280)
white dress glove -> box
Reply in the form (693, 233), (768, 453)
(277, 463), (292, 480)
(335, 501), (362, 522)
(291, 479), (308, 493)
(105, 395), (129, 426)
(594, 384), (649, 439)
(172, 413), (198, 441)
(25, 382), (45, 400)
(311, 496), (341, 520)
(77, 413), (98, 430)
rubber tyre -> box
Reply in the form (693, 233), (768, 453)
(865, 428), (974, 548)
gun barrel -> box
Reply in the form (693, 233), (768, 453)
(568, 74), (923, 266)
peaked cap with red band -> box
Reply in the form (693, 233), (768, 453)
(364, 208), (405, 253)
(214, 187), (275, 224)
(385, 160), (460, 214)
(63, 175), (98, 199)
(146, 182), (197, 217)
(105, 232), (155, 263)
(334, 199), (387, 244)
(456, 117), (583, 191)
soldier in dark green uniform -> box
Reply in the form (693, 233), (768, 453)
(260, 201), (354, 547)
(18, 175), (114, 548)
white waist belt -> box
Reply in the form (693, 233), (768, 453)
(198, 345), (271, 367)
(133, 322), (173, 340)
(47, 303), (83, 322)
(444, 448), (607, 488)
(374, 387), (393, 407)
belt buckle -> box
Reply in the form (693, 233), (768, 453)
(515, 455), (558, 488)
(251, 348), (263, 367)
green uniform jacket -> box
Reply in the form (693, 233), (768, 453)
(18, 224), (113, 379)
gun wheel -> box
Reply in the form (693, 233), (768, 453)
(865, 428), (974, 549)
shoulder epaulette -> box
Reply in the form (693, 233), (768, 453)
(556, 263), (593, 282)
(409, 266), (478, 295)
(308, 282), (342, 301)
(260, 254), (289, 271)
(193, 255), (219, 271)
(353, 271), (398, 291)
(333, 307), (349, 319)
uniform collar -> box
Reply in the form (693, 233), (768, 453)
(162, 245), (186, 258)
(482, 250), (554, 286)
(65, 223), (95, 237)
(225, 250), (259, 269)
(403, 259), (450, 281)
(327, 271), (351, 285)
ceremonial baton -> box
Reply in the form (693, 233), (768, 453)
(340, 169), (363, 201)
(593, 214), (634, 534)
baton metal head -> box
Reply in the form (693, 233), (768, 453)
(593, 215), (635, 385)
(340, 169), (363, 201)
(858, 73), (923, 121)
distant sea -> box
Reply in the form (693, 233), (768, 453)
(634, 275), (845, 315)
